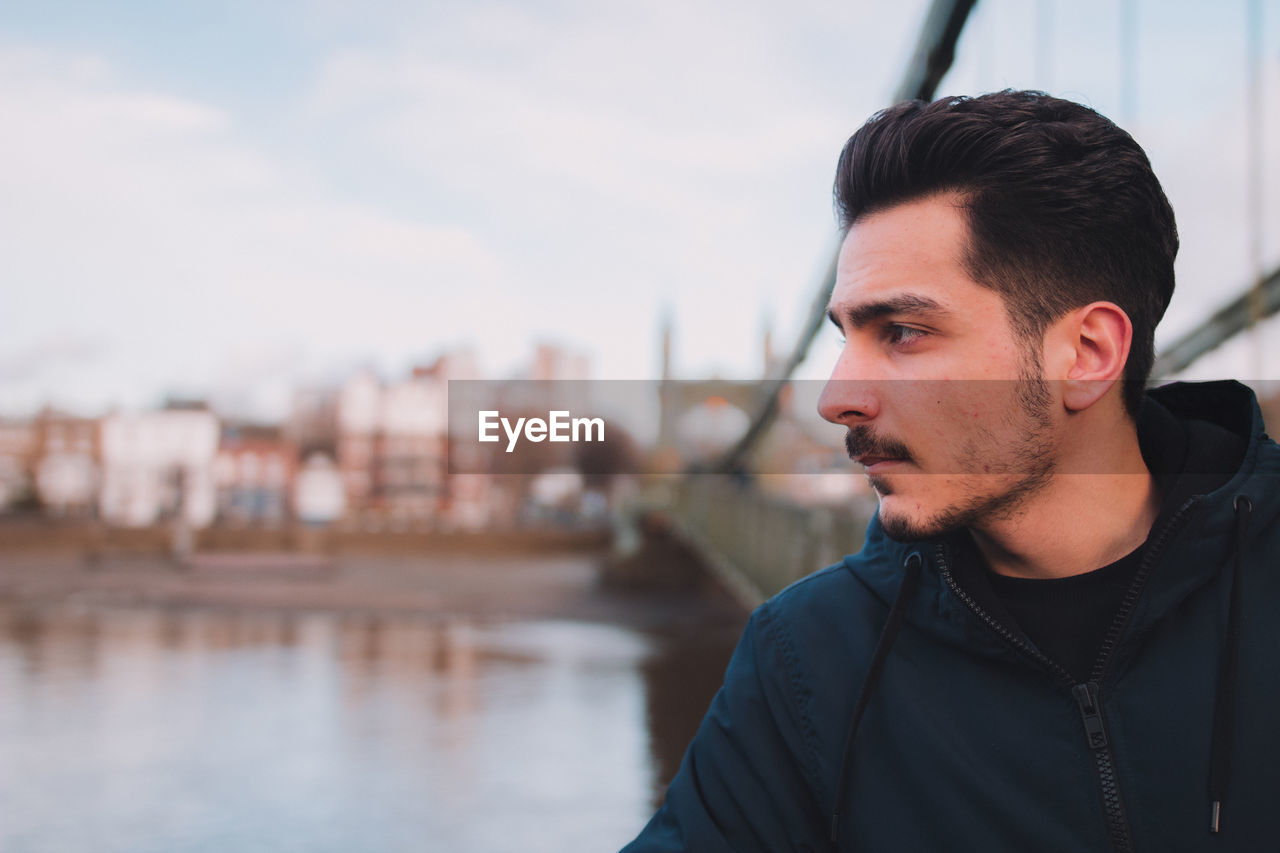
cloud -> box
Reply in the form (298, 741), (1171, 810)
(292, 0), (929, 380)
(301, 8), (859, 213)
(0, 44), (506, 415)
(0, 0), (934, 417)
(0, 333), (107, 382)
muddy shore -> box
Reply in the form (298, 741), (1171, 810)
(0, 530), (747, 633)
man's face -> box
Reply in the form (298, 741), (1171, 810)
(818, 195), (1058, 541)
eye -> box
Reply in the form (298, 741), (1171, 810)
(886, 324), (927, 346)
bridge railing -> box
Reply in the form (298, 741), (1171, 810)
(669, 477), (872, 607)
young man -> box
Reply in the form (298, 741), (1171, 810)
(622, 91), (1279, 852)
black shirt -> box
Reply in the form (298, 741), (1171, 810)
(986, 543), (1144, 682)
(977, 392), (1246, 684)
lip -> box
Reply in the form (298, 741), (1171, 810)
(856, 456), (907, 473)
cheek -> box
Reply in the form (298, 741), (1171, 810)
(919, 395), (986, 445)
(895, 385), (999, 466)
(938, 385), (1000, 431)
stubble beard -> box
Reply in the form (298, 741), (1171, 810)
(858, 374), (1057, 543)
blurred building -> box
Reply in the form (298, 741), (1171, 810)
(416, 351), (493, 528)
(336, 352), (479, 528)
(293, 452), (346, 525)
(379, 369), (448, 522)
(31, 408), (100, 518)
(99, 404), (219, 527)
(424, 349), (481, 384)
(0, 418), (35, 512)
(214, 423), (296, 526)
(337, 369), (381, 516)
(286, 386), (339, 459)
(529, 342), (589, 381)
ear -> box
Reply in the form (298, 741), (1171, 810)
(1044, 302), (1132, 413)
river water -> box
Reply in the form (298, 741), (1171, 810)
(0, 598), (745, 852)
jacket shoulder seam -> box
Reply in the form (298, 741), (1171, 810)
(769, 560), (856, 603)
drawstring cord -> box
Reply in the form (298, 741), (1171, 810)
(1208, 494), (1252, 833)
(830, 552), (922, 846)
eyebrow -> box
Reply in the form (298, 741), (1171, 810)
(826, 294), (951, 331)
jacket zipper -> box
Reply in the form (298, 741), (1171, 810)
(936, 543), (1131, 851)
(1087, 497), (1200, 683)
(935, 495), (1199, 853)
(1072, 681), (1131, 853)
(934, 543), (1073, 685)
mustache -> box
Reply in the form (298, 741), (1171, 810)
(844, 426), (914, 464)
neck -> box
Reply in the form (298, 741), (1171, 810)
(969, 417), (1161, 580)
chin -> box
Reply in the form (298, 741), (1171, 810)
(877, 497), (931, 542)
(878, 507), (937, 543)
(877, 495), (967, 543)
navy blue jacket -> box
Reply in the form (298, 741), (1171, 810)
(623, 382), (1280, 852)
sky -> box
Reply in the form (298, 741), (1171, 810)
(1, 0), (1277, 421)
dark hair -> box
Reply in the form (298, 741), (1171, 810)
(833, 90), (1178, 418)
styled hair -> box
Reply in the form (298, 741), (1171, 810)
(833, 90), (1178, 418)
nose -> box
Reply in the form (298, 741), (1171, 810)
(817, 348), (881, 426)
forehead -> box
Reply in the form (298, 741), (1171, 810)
(831, 195), (990, 315)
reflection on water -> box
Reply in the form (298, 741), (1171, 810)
(0, 605), (742, 853)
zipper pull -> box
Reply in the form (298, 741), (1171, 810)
(1073, 681), (1108, 749)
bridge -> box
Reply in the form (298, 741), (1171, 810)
(631, 0), (1280, 607)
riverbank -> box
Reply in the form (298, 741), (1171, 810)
(0, 543), (747, 633)
(0, 517), (611, 555)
